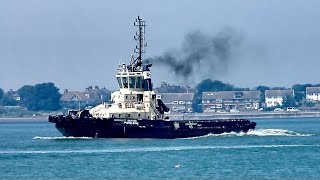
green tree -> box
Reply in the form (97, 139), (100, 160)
(292, 84), (305, 102)
(271, 87), (288, 90)
(255, 86), (270, 106)
(0, 88), (4, 100)
(0, 107), (5, 115)
(0, 94), (18, 106)
(282, 95), (296, 108)
(18, 83), (61, 111)
(192, 79), (235, 112)
(18, 85), (35, 109)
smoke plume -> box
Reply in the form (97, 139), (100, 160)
(147, 27), (244, 81)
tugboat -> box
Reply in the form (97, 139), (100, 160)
(48, 16), (256, 138)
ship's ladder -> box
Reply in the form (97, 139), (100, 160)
(150, 102), (161, 119)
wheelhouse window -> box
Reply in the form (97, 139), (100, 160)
(129, 77), (136, 88)
(136, 76), (142, 88)
(122, 77), (128, 88)
(117, 77), (123, 88)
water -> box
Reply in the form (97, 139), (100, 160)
(0, 118), (319, 180)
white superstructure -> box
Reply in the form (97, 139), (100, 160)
(89, 63), (163, 120)
(88, 16), (168, 120)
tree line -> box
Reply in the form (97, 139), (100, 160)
(1, 80), (319, 112)
(0, 82), (61, 111)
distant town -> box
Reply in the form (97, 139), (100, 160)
(1, 79), (320, 118)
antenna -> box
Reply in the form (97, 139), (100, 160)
(131, 16), (146, 68)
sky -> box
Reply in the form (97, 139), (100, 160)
(0, 0), (320, 92)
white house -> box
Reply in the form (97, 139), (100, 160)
(306, 87), (320, 101)
(265, 90), (294, 108)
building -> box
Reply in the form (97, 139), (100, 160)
(60, 91), (93, 109)
(306, 87), (320, 101)
(83, 86), (111, 101)
(60, 86), (111, 109)
(156, 93), (194, 113)
(265, 90), (294, 108)
(202, 91), (260, 112)
(7, 89), (21, 101)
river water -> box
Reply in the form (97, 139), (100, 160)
(0, 118), (319, 179)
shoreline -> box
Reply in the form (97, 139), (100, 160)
(168, 111), (320, 120)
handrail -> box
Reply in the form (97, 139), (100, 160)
(149, 102), (160, 118)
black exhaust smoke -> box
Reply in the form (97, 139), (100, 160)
(147, 27), (244, 80)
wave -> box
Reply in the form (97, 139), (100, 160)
(1, 144), (319, 154)
(33, 129), (313, 141)
(181, 129), (314, 139)
(246, 129), (314, 137)
(33, 136), (93, 140)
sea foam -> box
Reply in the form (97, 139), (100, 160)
(33, 136), (93, 140)
(180, 129), (314, 139)
(33, 129), (313, 141)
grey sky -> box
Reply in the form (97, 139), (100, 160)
(1, 0), (320, 91)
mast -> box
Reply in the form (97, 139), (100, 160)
(132, 16), (147, 69)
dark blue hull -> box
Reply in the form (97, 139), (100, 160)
(48, 115), (256, 139)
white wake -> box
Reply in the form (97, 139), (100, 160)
(33, 129), (313, 141)
(246, 129), (314, 137)
(180, 129), (314, 139)
(33, 136), (93, 140)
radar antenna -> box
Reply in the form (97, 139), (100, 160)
(131, 16), (147, 68)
